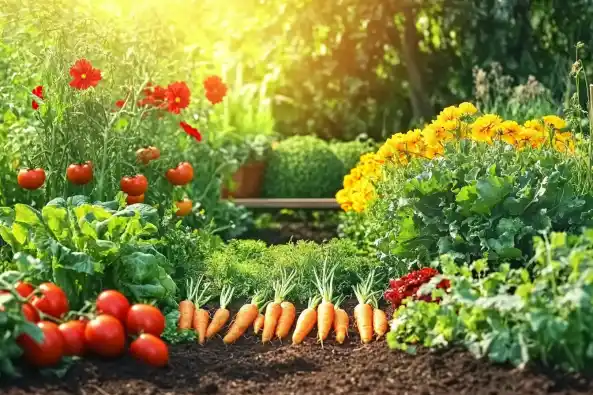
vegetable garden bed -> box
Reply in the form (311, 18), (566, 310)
(3, 336), (593, 395)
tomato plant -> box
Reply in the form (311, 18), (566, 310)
(165, 162), (193, 186)
(175, 199), (193, 216)
(17, 321), (64, 368)
(126, 304), (165, 336)
(120, 174), (148, 196)
(17, 168), (46, 190)
(85, 314), (126, 358)
(66, 161), (93, 185)
(31, 283), (69, 319)
(130, 334), (169, 368)
(126, 193), (145, 205)
(59, 320), (87, 356)
(96, 290), (130, 322)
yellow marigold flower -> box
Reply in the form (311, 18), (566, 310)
(470, 114), (502, 144)
(437, 106), (460, 122)
(497, 120), (521, 146)
(542, 115), (567, 130)
(553, 131), (575, 153)
(524, 119), (544, 133)
(458, 102), (478, 116)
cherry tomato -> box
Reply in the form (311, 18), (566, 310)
(66, 161), (93, 185)
(22, 303), (40, 322)
(59, 320), (87, 356)
(31, 283), (69, 319)
(130, 334), (169, 368)
(85, 315), (126, 358)
(175, 199), (193, 216)
(165, 162), (193, 186)
(120, 174), (148, 196)
(18, 321), (64, 367)
(17, 168), (46, 190)
(15, 281), (35, 298)
(126, 304), (165, 336)
(126, 193), (145, 205)
(96, 290), (130, 323)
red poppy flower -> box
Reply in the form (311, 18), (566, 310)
(69, 59), (102, 90)
(32, 85), (43, 110)
(180, 121), (202, 142)
(203, 75), (227, 105)
(166, 82), (191, 114)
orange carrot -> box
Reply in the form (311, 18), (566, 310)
(313, 259), (338, 344)
(353, 270), (379, 344)
(262, 270), (296, 343)
(253, 313), (265, 334)
(191, 276), (213, 345)
(223, 292), (267, 344)
(373, 308), (388, 339)
(178, 278), (199, 329)
(292, 295), (321, 345)
(275, 301), (296, 340)
(206, 286), (235, 339)
(333, 298), (349, 344)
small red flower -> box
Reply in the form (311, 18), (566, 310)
(69, 59), (102, 90)
(203, 75), (227, 105)
(32, 86), (43, 110)
(180, 121), (202, 142)
(166, 82), (191, 114)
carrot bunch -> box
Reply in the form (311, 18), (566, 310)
(353, 270), (387, 343)
(261, 269), (297, 343)
(292, 295), (321, 345)
(223, 291), (267, 344)
(313, 259), (339, 345)
(206, 286), (235, 339)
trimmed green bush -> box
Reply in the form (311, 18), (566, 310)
(263, 136), (344, 198)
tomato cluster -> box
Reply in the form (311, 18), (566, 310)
(2, 283), (169, 369)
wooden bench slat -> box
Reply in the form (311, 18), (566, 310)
(222, 198), (339, 209)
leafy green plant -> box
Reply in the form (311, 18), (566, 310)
(0, 196), (177, 308)
(388, 230), (593, 372)
(263, 135), (345, 198)
(372, 141), (593, 275)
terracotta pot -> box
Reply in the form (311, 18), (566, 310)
(221, 160), (266, 199)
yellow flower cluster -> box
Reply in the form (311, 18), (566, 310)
(336, 103), (575, 213)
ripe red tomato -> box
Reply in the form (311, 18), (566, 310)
(126, 304), (165, 336)
(130, 334), (169, 368)
(120, 174), (148, 196)
(17, 168), (46, 190)
(85, 315), (126, 358)
(18, 321), (64, 367)
(126, 193), (145, 205)
(22, 303), (40, 322)
(31, 283), (69, 319)
(96, 290), (130, 323)
(165, 162), (193, 186)
(175, 199), (193, 216)
(59, 320), (87, 356)
(66, 161), (93, 185)
(15, 281), (35, 298)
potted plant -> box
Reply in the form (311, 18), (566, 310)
(221, 134), (272, 198)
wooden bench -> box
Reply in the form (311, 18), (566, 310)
(223, 198), (340, 209)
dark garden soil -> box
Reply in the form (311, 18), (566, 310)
(3, 333), (593, 395)
(238, 221), (338, 245)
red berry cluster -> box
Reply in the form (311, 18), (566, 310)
(383, 267), (450, 308)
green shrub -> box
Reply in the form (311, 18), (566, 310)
(330, 140), (376, 172)
(370, 141), (593, 275)
(388, 230), (593, 372)
(263, 136), (344, 198)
